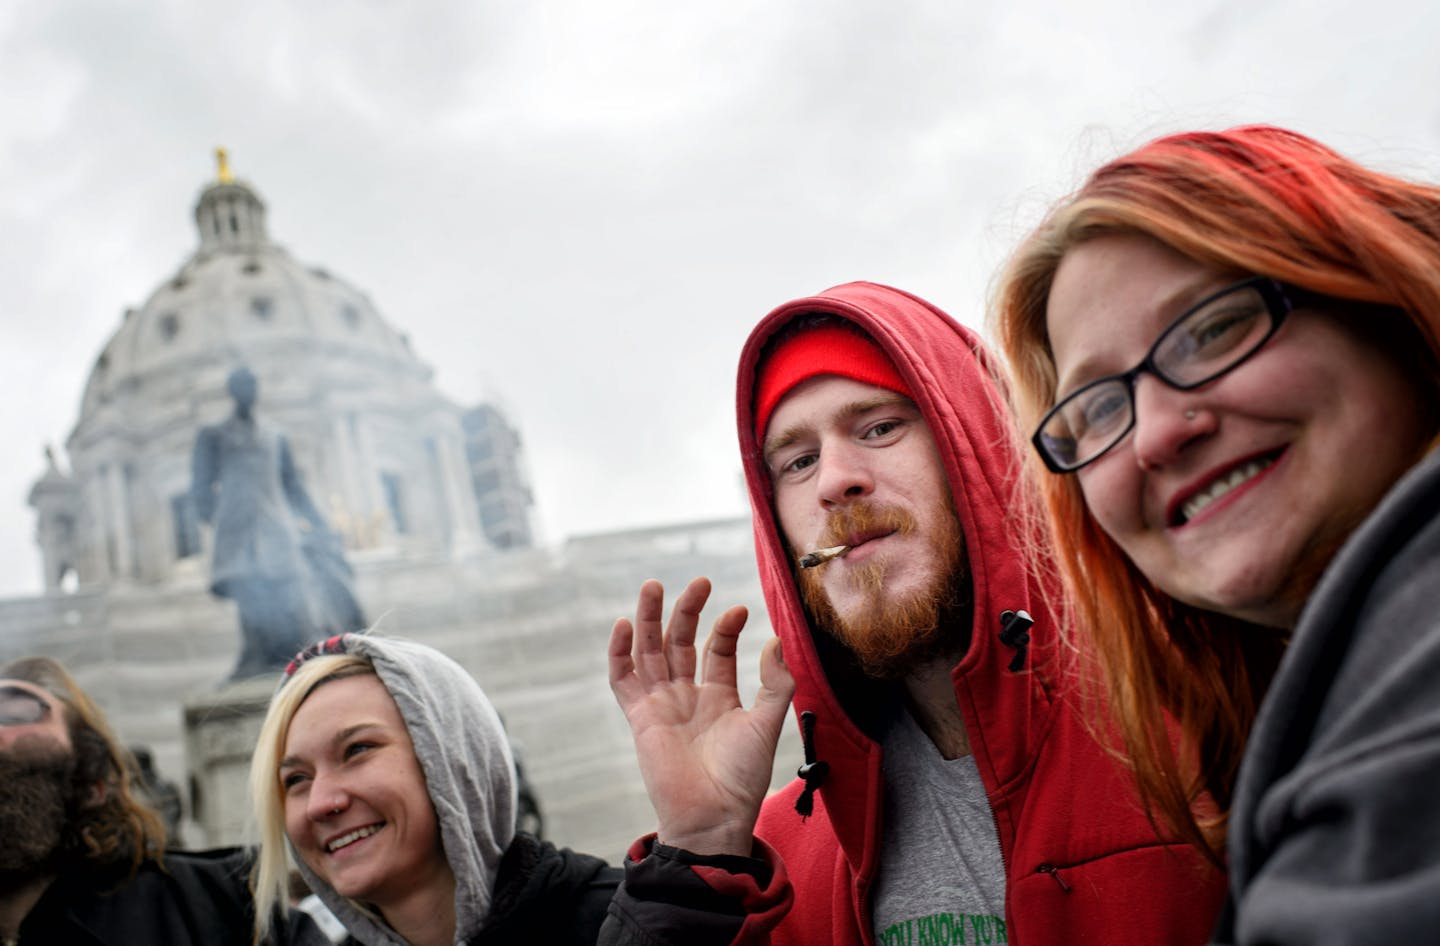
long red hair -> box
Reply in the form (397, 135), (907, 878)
(991, 125), (1440, 863)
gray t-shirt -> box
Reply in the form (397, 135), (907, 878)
(870, 707), (1008, 945)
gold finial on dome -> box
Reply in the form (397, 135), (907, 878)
(215, 147), (233, 183)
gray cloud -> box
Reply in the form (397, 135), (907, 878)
(1, 0), (1437, 593)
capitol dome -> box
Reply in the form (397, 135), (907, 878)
(32, 152), (530, 590)
(80, 152), (432, 425)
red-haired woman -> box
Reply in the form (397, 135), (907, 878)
(993, 125), (1440, 943)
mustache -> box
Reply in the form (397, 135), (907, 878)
(817, 501), (917, 548)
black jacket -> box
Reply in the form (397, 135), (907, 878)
(469, 833), (620, 946)
(1215, 446), (1440, 943)
(325, 833), (619, 946)
(17, 847), (323, 946)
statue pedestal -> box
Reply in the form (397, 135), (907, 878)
(183, 676), (275, 847)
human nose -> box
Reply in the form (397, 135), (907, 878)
(1130, 374), (1213, 470)
(305, 771), (349, 821)
(816, 441), (874, 506)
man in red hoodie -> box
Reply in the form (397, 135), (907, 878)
(603, 283), (1226, 945)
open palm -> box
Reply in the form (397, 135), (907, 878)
(609, 577), (795, 856)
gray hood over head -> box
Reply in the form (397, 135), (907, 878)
(288, 634), (517, 945)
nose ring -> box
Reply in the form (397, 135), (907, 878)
(1184, 410), (1197, 421)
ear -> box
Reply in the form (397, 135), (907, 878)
(82, 779), (109, 809)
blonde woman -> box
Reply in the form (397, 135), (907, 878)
(251, 635), (619, 946)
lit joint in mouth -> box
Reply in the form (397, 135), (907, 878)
(799, 545), (850, 568)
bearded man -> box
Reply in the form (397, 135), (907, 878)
(0, 657), (319, 945)
(603, 283), (1227, 945)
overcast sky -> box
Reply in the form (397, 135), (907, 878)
(1, 0), (1437, 597)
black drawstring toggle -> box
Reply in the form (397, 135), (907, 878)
(998, 609), (1033, 672)
(794, 709), (829, 820)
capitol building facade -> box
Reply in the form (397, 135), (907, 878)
(31, 152), (528, 590)
(3, 154), (792, 860)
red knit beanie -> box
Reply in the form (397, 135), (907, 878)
(753, 323), (913, 441)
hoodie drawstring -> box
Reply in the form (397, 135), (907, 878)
(794, 709), (829, 820)
(998, 610), (1033, 672)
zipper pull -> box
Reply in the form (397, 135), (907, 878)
(1037, 863), (1072, 893)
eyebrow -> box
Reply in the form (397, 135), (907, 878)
(279, 721), (383, 770)
(1054, 273), (1233, 396)
(762, 393), (915, 464)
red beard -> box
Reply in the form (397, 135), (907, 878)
(795, 495), (970, 680)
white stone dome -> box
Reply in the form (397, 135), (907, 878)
(47, 154), (490, 588)
(79, 173), (430, 418)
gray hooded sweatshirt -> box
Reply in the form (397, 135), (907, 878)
(289, 635), (517, 946)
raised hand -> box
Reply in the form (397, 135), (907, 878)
(609, 576), (795, 856)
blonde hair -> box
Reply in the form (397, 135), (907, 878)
(992, 125), (1440, 864)
(250, 653), (374, 943)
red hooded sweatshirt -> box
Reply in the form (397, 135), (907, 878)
(602, 282), (1225, 946)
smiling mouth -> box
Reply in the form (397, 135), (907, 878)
(1174, 452), (1281, 526)
(327, 823), (384, 853)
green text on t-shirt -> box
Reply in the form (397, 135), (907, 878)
(878, 911), (1007, 946)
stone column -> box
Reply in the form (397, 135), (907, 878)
(105, 462), (135, 580)
(183, 678), (273, 846)
(330, 414), (371, 543)
(85, 469), (112, 582)
(349, 413), (393, 543)
(433, 430), (482, 556)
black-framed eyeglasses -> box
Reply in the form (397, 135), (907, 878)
(0, 685), (52, 726)
(1033, 276), (1292, 473)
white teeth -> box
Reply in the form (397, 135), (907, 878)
(327, 824), (382, 852)
(1180, 457), (1275, 523)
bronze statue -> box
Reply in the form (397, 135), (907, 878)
(191, 367), (365, 681)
